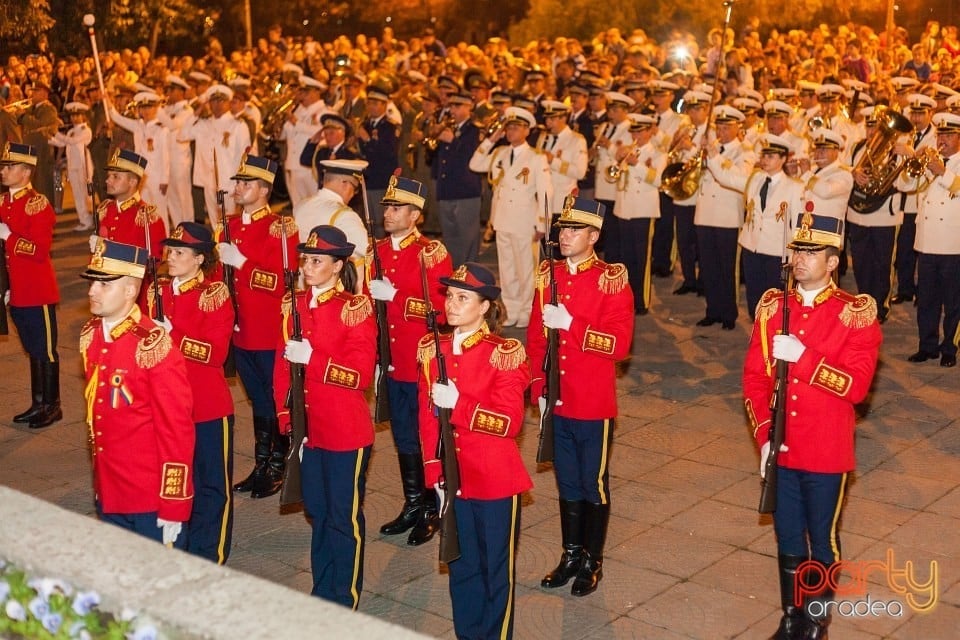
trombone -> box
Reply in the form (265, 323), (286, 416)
(3, 99), (31, 115)
(605, 142), (638, 184)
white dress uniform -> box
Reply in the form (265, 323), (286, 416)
(542, 125), (588, 211)
(110, 110), (170, 224)
(469, 139), (552, 325)
(801, 160), (854, 222)
(731, 170), (806, 257)
(593, 120), (632, 203)
(292, 186), (368, 279)
(159, 99), (196, 226)
(179, 112), (251, 226)
(48, 123), (94, 228)
(696, 139), (755, 229)
(281, 100), (328, 207)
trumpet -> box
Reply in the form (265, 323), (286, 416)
(588, 122), (614, 168)
(903, 146), (943, 179)
(808, 115), (827, 131)
(483, 115), (506, 138)
(423, 114), (457, 151)
(3, 99), (31, 115)
(667, 124), (697, 163)
(605, 142), (638, 184)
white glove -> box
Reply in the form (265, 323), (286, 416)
(284, 338), (314, 364)
(0, 222), (10, 241)
(368, 278), (398, 302)
(157, 518), (182, 545)
(153, 317), (173, 333)
(538, 396), (547, 416)
(759, 441), (790, 478)
(298, 436), (307, 462)
(542, 303), (573, 331)
(431, 380), (460, 409)
(3, 290), (9, 306)
(434, 482), (446, 515)
(772, 334), (806, 363)
(88, 234), (101, 253)
(216, 242), (247, 269)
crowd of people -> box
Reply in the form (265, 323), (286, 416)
(1, 14), (957, 639)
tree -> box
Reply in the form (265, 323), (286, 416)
(0, 1), (56, 50)
(104, 0), (203, 57)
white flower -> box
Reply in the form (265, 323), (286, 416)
(42, 612), (63, 634)
(120, 606), (138, 621)
(4, 599), (27, 621)
(28, 576), (73, 599)
(72, 590), (101, 616)
(0, 580), (10, 603)
(28, 594), (49, 619)
(69, 621), (92, 640)
(129, 624), (158, 640)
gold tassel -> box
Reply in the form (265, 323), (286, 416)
(417, 334), (436, 364)
(199, 281), (230, 312)
(26, 193), (49, 216)
(536, 259), (551, 291)
(136, 328), (172, 369)
(135, 204), (158, 227)
(598, 263), (628, 294)
(269, 217), (298, 238)
(341, 294), (373, 327)
(755, 289), (780, 324)
(421, 240), (449, 269)
(79, 321), (95, 368)
(489, 338), (526, 370)
(840, 294), (877, 329)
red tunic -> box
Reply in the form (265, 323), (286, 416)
(149, 273), (234, 423)
(743, 284), (882, 473)
(223, 207), (298, 351)
(97, 194), (166, 258)
(80, 306), (195, 521)
(417, 328), (533, 500)
(526, 256), (635, 420)
(274, 288), (377, 451)
(0, 186), (59, 306)
(371, 232), (452, 382)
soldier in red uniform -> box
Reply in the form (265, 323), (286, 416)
(743, 214), (881, 640)
(418, 263), (531, 640)
(151, 222), (235, 564)
(526, 195), (635, 597)
(219, 154), (298, 499)
(89, 149), (166, 258)
(368, 174), (453, 546)
(80, 238), (195, 548)
(274, 225), (376, 609)
(0, 142), (62, 429)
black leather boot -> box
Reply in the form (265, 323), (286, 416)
(407, 487), (440, 546)
(802, 561), (834, 640)
(13, 358), (42, 423)
(770, 555), (809, 640)
(571, 502), (609, 596)
(542, 499), (584, 588)
(233, 417), (272, 492)
(381, 452), (425, 535)
(251, 421), (286, 499)
(29, 360), (62, 429)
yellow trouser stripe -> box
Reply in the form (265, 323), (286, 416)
(499, 494), (519, 640)
(216, 416), (232, 565)
(597, 419), (611, 505)
(828, 472), (848, 562)
(642, 221), (654, 308)
(42, 304), (55, 362)
(348, 449), (364, 610)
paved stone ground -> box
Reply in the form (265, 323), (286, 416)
(2, 202), (958, 639)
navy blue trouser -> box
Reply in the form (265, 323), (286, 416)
(97, 503), (188, 550)
(187, 416), (234, 564)
(847, 222), (896, 320)
(916, 252), (960, 358)
(696, 226), (739, 324)
(652, 192), (675, 273)
(895, 212), (918, 297)
(553, 416), (613, 505)
(386, 378), (421, 455)
(674, 203), (700, 287)
(742, 249), (783, 321)
(618, 217), (653, 313)
(234, 347), (276, 418)
(773, 468), (847, 565)
(302, 446), (371, 609)
(449, 494), (521, 640)
(10, 304), (58, 362)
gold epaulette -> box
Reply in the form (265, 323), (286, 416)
(79, 319), (98, 356)
(269, 217), (298, 238)
(417, 333), (436, 363)
(281, 290), (294, 319)
(488, 336), (526, 371)
(97, 200), (111, 217)
(536, 259), (552, 290)
(340, 293), (373, 327)
(134, 326), (172, 369)
(134, 204), (158, 227)
(26, 193), (49, 216)
(835, 290), (877, 329)
(421, 239), (449, 269)
(755, 288), (782, 324)
(598, 262), (628, 295)
(199, 281), (230, 312)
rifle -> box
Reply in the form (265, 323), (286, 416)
(144, 210), (163, 321)
(421, 252), (460, 564)
(213, 149), (238, 378)
(536, 201), (559, 464)
(279, 211), (307, 506)
(0, 237), (9, 336)
(358, 173), (391, 422)
(758, 207), (793, 514)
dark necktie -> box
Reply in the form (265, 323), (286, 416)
(509, 149), (515, 166)
(760, 176), (771, 210)
(549, 134), (558, 151)
(719, 145), (725, 155)
(914, 127), (925, 148)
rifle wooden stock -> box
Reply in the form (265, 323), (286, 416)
(536, 248), (560, 464)
(359, 175), (391, 422)
(217, 190), (238, 378)
(149, 256), (164, 321)
(421, 254), (460, 564)
(0, 239), (9, 336)
(758, 262), (791, 514)
(280, 217), (308, 507)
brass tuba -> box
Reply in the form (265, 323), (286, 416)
(259, 84), (298, 143)
(851, 104), (914, 196)
(660, 151), (704, 200)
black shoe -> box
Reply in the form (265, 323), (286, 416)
(673, 284), (698, 295)
(721, 321), (736, 330)
(635, 307), (649, 316)
(407, 491), (440, 546)
(251, 426), (287, 499)
(381, 500), (421, 536)
(29, 361), (62, 429)
(890, 294), (914, 305)
(542, 500), (584, 589)
(234, 417), (273, 492)
(652, 267), (672, 278)
(571, 502), (608, 597)
(14, 358), (42, 424)
(941, 354), (957, 368)
(696, 317), (720, 327)
(907, 351), (939, 363)
(381, 453), (426, 535)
